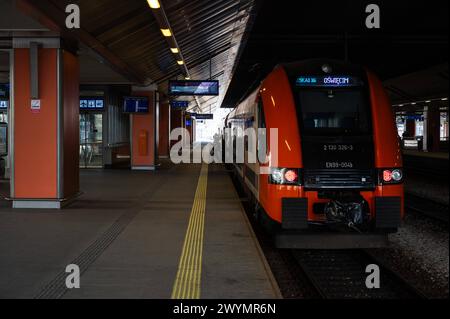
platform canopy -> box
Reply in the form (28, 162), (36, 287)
(5, 0), (258, 114)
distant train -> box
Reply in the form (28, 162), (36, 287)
(225, 60), (404, 249)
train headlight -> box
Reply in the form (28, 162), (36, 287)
(270, 168), (301, 185)
(380, 169), (403, 184)
(391, 169), (403, 182)
(270, 168), (284, 184)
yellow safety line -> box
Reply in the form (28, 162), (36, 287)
(171, 164), (208, 299)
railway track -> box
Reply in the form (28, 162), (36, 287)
(405, 193), (449, 224)
(291, 249), (424, 299)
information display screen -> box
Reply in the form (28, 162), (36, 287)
(194, 114), (214, 120)
(0, 100), (8, 110)
(80, 98), (105, 110)
(0, 84), (9, 99)
(170, 101), (190, 109)
(295, 76), (363, 88)
(123, 97), (149, 113)
(169, 80), (219, 96)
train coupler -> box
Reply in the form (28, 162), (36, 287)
(324, 200), (369, 228)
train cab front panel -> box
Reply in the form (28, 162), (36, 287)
(256, 60), (404, 243)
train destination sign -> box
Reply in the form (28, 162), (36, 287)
(296, 76), (363, 88)
(169, 80), (219, 96)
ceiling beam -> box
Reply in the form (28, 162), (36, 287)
(16, 0), (147, 84)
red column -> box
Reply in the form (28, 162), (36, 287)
(130, 88), (157, 170)
(11, 41), (79, 209)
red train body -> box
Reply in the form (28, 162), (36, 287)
(225, 60), (404, 249)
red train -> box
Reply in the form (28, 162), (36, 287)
(225, 60), (404, 249)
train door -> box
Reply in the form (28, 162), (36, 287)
(79, 113), (103, 168)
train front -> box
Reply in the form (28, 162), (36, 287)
(260, 60), (404, 249)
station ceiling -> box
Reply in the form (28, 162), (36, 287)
(222, 0), (449, 108)
(15, 0), (257, 113)
(2, 0), (448, 112)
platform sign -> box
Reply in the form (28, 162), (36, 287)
(296, 76), (363, 88)
(169, 80), (219, 96)
(31, 99), (41, 113)
(0, 100), (8, 110)
(170, 100), (190, 109)
(80, 98), (105, 111)
(194, 114), (214, 120)
(123, 96), (149, 113)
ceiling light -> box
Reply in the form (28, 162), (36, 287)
(442, 98), (448, 101)
(161, 28), (172, 37)
(425, 100), (431, 103)
(147, 0), (161, 9)
(170, 48), (179, 54)
(177, 60), (184, 65)
(185, 77), (191, 80)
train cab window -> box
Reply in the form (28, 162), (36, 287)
(298, 89), (371, 136)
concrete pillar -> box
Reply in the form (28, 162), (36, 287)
(158, 100), (170, 159)
(130, 86), (157, 171)
(405, 118), (416, 138)
(425, 106), (441, 152)
(170, 108), (183, 149)
(11, 38), (80, 209)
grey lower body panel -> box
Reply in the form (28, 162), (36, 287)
(275, 232), (389, 249)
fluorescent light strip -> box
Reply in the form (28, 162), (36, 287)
(147, 0), (161, 9)
(161, 28), (172, 37)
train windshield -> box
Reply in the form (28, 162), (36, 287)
(297, 89), (371, 136)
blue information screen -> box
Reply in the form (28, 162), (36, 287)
(0, 84), (9, 99)
(0, 100), (8, 110)
(296, 76), (363, 88)
(169, 81), (219, 96)
(170, 101), (190, 109)
(123, 97), (149, 113)
(194, 114), (214, 120)
(80, 98), (105, 110)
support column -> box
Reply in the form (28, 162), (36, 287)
(405, 118), (416, 138)
(425, 106), (441, 152)
(158, 100), (170, 159)
(170, 108), (183, 149)
(130, 86), (157, 171)
(11, 38), (80, 209)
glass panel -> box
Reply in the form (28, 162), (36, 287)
(0, 125), (7, 155)
(297, 89), (371, 136)
(79, 114), (87, 168)
(79, 113), (103, 168)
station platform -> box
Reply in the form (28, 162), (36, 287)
(403, 150), (449, 160)
(402, 150), (449, 205)
(0, 163), (280, 299)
